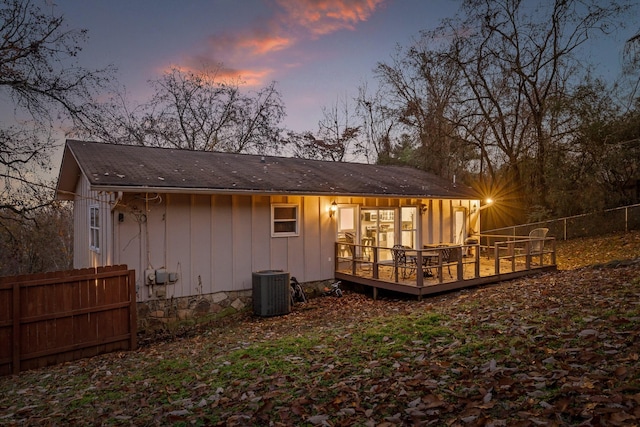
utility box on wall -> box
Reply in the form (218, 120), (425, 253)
(252, 270), (290, 317)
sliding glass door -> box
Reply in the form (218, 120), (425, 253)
(337, 206), (419, 261)
(361, 208), (395, 260)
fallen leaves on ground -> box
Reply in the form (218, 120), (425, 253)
(2, 233), (640, 426)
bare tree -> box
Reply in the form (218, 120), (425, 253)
(374, 40), (474, 179)
(355, 82), (397, 164)
(79, 66), (287, 155)
(443, 0), (631, 209)
(374, 0), (631, 215)
(0, 0), (112, 218)
(288, 95), (361, 161)
(0, 201), (73, 275)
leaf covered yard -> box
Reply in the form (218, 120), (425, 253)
(2, 233), (640, 426)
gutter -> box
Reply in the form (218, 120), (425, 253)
(87, 184), (473, 200)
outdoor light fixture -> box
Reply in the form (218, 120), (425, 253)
(420, 204), (428, 215)
(470, 198), (494, 217)
(329, 201), (338, 218)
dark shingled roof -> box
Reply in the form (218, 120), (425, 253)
(57, 140), (476, 199)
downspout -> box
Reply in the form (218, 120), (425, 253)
(111, 191), (123, 266)
(111, 191), (124, 212)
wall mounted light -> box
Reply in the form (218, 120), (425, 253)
(420, 204), (428, 215)
(329, 201), (338, 218)
(472, 198), (494, 214)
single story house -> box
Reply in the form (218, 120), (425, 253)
(56, 140), (480, 324)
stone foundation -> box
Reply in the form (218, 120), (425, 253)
(137, 289), (253, 332)
(136, 279), (332, 331)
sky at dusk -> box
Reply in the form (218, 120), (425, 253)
(55, 0), (637, 134)
(55, 0), (462, 133)
(11, 0), (640, 174)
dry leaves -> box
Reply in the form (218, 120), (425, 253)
(1, 233), (640, 426)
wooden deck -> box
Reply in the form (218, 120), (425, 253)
(334, 237), (557, 299)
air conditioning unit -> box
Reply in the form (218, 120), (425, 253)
(252, 270), (290, 317)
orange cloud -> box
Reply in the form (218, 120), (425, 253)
(161, 63), (272, 87)
(238, 34), (293, 55)
(201, 29), (295, 68)
(175, 0), (387, 87)
(275, 0), (386, 36)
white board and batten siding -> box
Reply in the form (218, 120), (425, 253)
(84, 188), (337, 302)
(72, 176), (115, 269)
(74, 172), (479, 303)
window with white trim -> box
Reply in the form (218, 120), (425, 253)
(271, 204), (299, 237)
(89, 205), (100, 251)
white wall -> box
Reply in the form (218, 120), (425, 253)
(107, 192), (336, 302)
(73, 181), (475, 302)
(72, 177), (114, 269)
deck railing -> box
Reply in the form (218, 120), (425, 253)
(335, 235), (556, 287)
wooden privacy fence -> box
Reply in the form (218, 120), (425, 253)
(0, 265), (137, 376)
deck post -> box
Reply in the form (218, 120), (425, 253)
(372, 247), (379, 279)
(416, 251), (423, 288)
(351, 244), (357, 275)
(437, 250), (444, 283)
(474, 248), (480, 278)
(494, 245), (500, 274)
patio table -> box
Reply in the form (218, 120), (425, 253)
(406, 249), (439, 277)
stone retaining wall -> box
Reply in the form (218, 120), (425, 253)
(136, 280), (330, 331)
(137, 289), (253, 332)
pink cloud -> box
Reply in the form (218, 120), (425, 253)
(162, 62), (272, 87)
(275, 0), (386, 36)
(178, 0), (387, 87)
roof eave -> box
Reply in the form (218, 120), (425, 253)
(55, 144), (83, 201)
(87, 184), (475, 200)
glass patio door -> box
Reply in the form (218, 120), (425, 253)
(337, 206), (357, 259)
(400, 207), (417, 248)
(361, 208), (395, 261)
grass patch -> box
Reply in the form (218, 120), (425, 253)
(3, 237), (640, 426)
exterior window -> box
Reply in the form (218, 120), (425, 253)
(90, 205), (100, 251)
(272, 204), (299, 237)
(401, 207), (417, 248)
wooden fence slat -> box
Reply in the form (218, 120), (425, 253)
(20, 334), (133, 362)
(0, 267), (130, 290)
(0, 266), (136, 376)
(19, 301), (133, 324)
(12, 281), (20, 375)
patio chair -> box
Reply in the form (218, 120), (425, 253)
(529, 228), (549, 255)
(361, 237), (374, 261)
(390, 244), (415, 279)
(338, 231), (355, 258)
(435, 245), (462, 278)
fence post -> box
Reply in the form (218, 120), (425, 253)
(625, 207), (629, 233)
(12, 281), (20, 375)
(128, 269), (138, 350)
